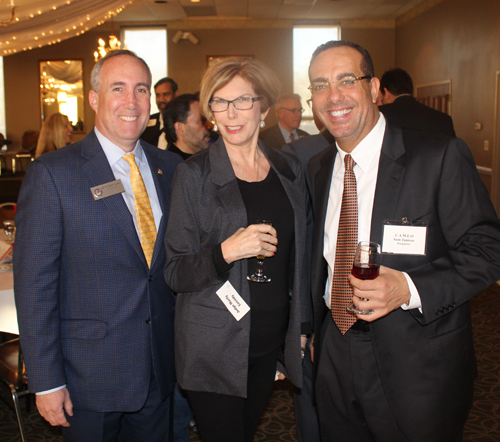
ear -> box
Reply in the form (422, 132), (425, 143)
(369, 77), (381, 104)
(261, 107), (270, 122)
(89, 90), (98, 112)
(383, 87), (389, 96)
(174, 121), (184, 136)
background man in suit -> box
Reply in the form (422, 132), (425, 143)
(14, 50), (182, 442)
(307, 40), (500, 442)
(259, 93), (309, 149)
(378, 67), (456, 136)
(141, 77), (179, 148)
(163, 93), (211, 161)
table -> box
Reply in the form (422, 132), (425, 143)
(0, 230), (17, 334)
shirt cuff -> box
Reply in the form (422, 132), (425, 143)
(36, 385), (66, 395)
(213, 243), (233, 276)
(401, 272), (422, 310)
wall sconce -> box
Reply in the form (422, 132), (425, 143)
(172, 31), (199, 45)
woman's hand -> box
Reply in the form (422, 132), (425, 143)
(221, 224), (278, 264)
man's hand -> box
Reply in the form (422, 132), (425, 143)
(36, 387), (73, 427)
(348, 265), (411, 322)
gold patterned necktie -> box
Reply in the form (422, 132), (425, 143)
(331, 154), (358, 334)
(122, 153), (157, 267)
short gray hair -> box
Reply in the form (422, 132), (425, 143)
(90, 49), (152, 93)
(276, 93), (302, 110)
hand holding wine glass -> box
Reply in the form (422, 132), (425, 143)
(347, 241), (381, 315)
(247, 220), (273, 283)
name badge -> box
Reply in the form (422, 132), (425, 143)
(90, 180), (125, 201)
(147, 118), (157, 127)
(382, 219), (428, 255)
(216, 281), (250, 321)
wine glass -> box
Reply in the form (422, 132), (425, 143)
(3, 220), (15, 243)
(346, 241), (381, 315)
(247, 220), (272, 283)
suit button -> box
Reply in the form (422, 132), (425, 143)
(148, 276), (153, 281)
(145, 318), (151, 324)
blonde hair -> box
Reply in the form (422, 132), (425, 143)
(199, 58), (281, 121)
(35, 113), (70, 158)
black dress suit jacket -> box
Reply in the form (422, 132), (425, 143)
(259, 124), (309, 150)
(379, 95), (456, 136)
(282, 130), (335, 171)
(307, 122), (500, 441)
(141, 112), (162, 146)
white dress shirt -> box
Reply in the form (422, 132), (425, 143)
(278, 122), (299, 144)
(323, 113), (420, 310)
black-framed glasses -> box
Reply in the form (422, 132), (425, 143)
(209, 96), (263, 112)
(281, 107), (304, 114)
(306, 99), (312, 108)
(308, 75), (372, 95)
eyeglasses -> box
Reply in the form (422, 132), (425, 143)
(209, 96), (263, 112)
(280, 107), (304, 114)
(306, 99), (312, 108)
(308, 75), (372, 95)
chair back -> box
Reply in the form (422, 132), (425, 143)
(0, 202), (15, 224)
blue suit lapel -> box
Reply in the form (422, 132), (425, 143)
(80, 132), (146, 267)
(370, 123), (407, 246)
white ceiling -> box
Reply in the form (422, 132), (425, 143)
(114, 0), (428, 23)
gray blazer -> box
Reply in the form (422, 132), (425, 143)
(164, 138), (307, 398)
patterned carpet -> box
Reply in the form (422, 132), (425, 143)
(1, 283), (499, 441)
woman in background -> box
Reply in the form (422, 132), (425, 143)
(164, 57), (308, 442)
(35, 112), (72, 157)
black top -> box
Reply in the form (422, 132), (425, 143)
(167, 142), (192, 161)
(237, 167), (294, 358)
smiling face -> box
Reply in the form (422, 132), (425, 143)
(89, 54), (151, 152)
(212, 75), (268, 150)
(310, 46), (380, 152)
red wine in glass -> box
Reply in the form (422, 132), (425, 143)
(351, 263), (380, 280)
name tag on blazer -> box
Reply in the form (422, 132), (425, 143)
(147, 118), (158, 127)
(90, 180), (125, 201)
(382, 218), (428, 255)
(217, 281), (250, 321)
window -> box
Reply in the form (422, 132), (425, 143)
(122, 27), (167, 112)
(293, 25), (340, 134)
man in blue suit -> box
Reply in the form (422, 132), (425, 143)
(14, 50), (182, 441)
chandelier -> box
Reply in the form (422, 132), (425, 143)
(94, 13), (124, 62)
(0, 0), (16, 26)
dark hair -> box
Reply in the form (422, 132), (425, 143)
(91, 49), (151, 93)
(154, 77), (179, 93)
(163, 93), (199, 144)
(380, 68), (413, 97)
(309, 40), (375, 79)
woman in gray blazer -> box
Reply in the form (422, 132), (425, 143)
(164, 57), (308, 442)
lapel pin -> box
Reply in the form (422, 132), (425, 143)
(158, 169), (163, 175)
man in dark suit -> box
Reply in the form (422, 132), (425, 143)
(378, 67), (456, 136)
(307, 40), (500, 442)
(14, 50), (182, 441)
(259, 93), (309, 149)
(141, 77), (179, 148)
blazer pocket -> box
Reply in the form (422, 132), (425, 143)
(61, 318), (107, 339)
(185, 304), (228, 329)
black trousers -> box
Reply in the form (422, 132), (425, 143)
(316, 315), (463, 442)
(185, 347), (279, 442)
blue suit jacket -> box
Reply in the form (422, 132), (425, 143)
(14, 130), (182, 412)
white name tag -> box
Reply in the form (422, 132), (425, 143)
(147, 118), (157, 127)
(90, 179), (125, 201)
(216, 281), (250, 321)
(382, 224), (427, 255)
